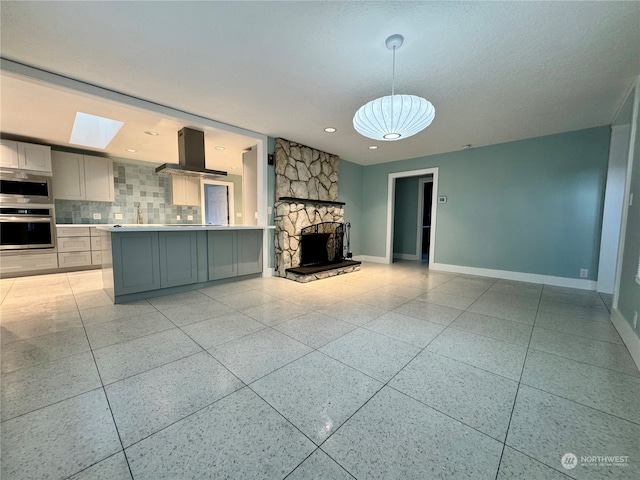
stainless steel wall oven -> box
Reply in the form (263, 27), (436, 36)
(0, 170), (52, 204)
(0, 205), (56, 250)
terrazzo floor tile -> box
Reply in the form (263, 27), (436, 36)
(541, 291), (607, 308)
(506, 385), (640, 480)
(251, 352), (382, 445)
(364, 311), (446, 348)
(530, 327), (640, 377)
(320, 328), (420, 382)
(1, 327), (90, 373)
(93, 328), (202, 384)
(390, 351), (519, 441)
(478, 291), (541, 309)
(534, 311), (623, 344)
(467, 298), (537, 325)
(0, 301), (80, 323)
(430, 282), (491, 298)
(79, 301), (155, 325)
(73, 289), (115, 310)
(158, 299), (236, 326)
(497, 447), (571, 479)
(85, 311), (175, 349)
(286, 449), (354, 480)
(352, 292), (410, 310)
(180, 312), (266, 349)
(369, 284), (425, 299)
(241, 299), (311, 326)
(537, 301), (611, 322)
(106, 352), (243, 446)
(317, 301), (387, 326)
(414, 290), (478, 310)
(393, 300), (464, 325)
(208, 328), (312, 383)
(450, 311), (533, 346)
(487, 281), (543, 298)
(68, 452), (132, 480)
(146, 290), (212, 309)
(125, 387), (315, 480)
(522, 349), (640, 423)
(198, 280), (256, 298)
(0, 389), (121, 480)
(1, 350), (101, 421)
(0, 313), (84, 344)
(285, 291), (345, 310)
(322, 386), (503, 479)
(274, 312), (356, 349)
(543, 285), (604, 298)
(215, 290), (278, 310)
(426, 328), (527, 381)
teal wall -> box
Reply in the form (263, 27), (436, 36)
(393, 177), (419, 255)
(337, 159), (364, 255)
(357, 127), (611, 280)
(617, 94), (640, 337)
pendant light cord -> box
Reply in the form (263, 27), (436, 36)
(390, 45), (396, 132)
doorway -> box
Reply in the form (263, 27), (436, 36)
(201, 180), (235, 226)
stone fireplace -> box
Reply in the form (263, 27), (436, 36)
(274, 138), (360, 282)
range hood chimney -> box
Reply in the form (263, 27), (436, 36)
(155, 127), (227, 178)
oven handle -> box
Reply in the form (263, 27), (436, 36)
(0, 216), (53, 222)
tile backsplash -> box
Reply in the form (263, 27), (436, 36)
(55, 158), (201, 224)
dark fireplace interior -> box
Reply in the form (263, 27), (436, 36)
(300, 222), (344, 267)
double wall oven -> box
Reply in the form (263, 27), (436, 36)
(0, 170), (55, 251)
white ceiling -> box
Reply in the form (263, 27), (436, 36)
(1, 1), (639, 166)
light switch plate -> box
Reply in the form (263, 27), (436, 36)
(114, 213), (123, 220)
(93, 213), (102, 220)
(176, 215), (181, 221)
(187, 215), (193, 221)
(438, 196), (447, 204)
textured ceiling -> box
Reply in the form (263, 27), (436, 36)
(1, 1), (639, 165)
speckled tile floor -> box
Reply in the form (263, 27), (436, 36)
(1, 262), (638, 480)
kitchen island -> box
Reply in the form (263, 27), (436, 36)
(97, 225), (272, 304)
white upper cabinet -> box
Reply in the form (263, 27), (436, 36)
(0, 140), (52, 173)
(171, 176), (200, 206)
(52, 151), (114, 202)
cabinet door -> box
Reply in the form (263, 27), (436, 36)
(52, 151), (86, 200)
(172, 176), (200, 206)
(208, 230), (237, 280)
(84, 156), (114, 202)
(18, 143), (52, 173)
(159, 231), (199, 288)
(112, 232), (161, 295)
(237, 230), (263, 276)
(0, 140), (19, 168)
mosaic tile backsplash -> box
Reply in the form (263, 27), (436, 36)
(55, 159), (201, 224)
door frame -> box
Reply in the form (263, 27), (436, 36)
(416, 177), (434, 261)
(386, 167), (439, 264)
(200, 179), (235, 226)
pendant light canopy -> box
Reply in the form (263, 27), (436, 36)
(353, 34), (435, 141)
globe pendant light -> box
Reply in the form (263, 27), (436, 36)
(353, 34), (435, 141)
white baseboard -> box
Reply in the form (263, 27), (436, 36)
(393, 253), (419, 261)
(429, 262), (598, 290)
(610, 308), (640, 371)
(354, 255), (388, 264)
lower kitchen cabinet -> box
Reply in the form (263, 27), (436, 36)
(112, 232), (161, 295)
(0, 252), (58, 275)
(158, 231), (199, 288)
(208, 230), (237, 280)
(237, 230), (263, 276)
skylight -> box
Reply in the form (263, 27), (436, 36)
(69, 112), (124, 149)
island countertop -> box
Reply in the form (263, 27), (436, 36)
(96, 224), (275, 232)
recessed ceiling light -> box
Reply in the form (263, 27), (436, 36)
(125, 149), (137, 153)
(215, 146), (225, 151)
(145, 131), (159, 136)
(324, 127), (337, 133)
(368, 145), (378, 150)
(69, 112), (124, 149)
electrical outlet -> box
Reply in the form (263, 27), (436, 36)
(236, 212), (242, 218)
(176, 215), (181, 221)
(114, 213), (123, 220)
(187, 215), (193, 221)
(634, 311), (638, 330)
(267, 206), (273, 215)
(92, 213), (101, 220)
(580, 269), (588, 278)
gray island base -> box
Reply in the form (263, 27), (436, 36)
(98, 225), (268, 304)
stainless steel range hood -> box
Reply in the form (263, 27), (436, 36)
(156, 127), (227, 178)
